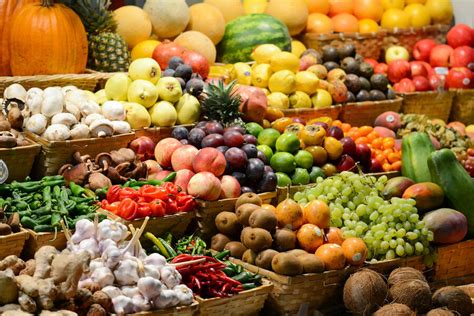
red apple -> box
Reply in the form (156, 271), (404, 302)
(430, 45), (453, 68)
(447, 24), (474, 49)
(412, 76), (431, 91)
(410, 61), (428, 77)
(429, 73), (444, 91)
(393, 78), (416, 93)
(450, 46), (474, 68)
(387, 60), (411, 83)
(337, 154), (356, 172)
(446, 67), (473, 89)
(374, 63), (388, 75)
(365, 58), (378, 68)
(421, 61), (434, 76)
(356, 143), (372, 171)
(413, 39), (437, 62)
(370, 158), (384, 173)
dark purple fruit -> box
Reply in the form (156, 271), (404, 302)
(162, 68), (175, 77)
(341, 57), (360, 75)
(243, 134), (257, 145)
(359, 62), (374, 79)
(217, 145), (229, 154)
(386, 89), (396, 99)
(232, 171), (246, 185)
(241, 143), (258, 159)
(241, 186), (255, 193)
(264, 165), (274, 173)
(196, 121), (208, 129)
(172, 126), (189, 140)
(322, 46), (339, 63)
(346, 91), (356, 102)
(201, 133), (225, 148)
(370, 74), (389, 92)
(180, 139), (189, 145)
(191, 73), (203, 80)
(344, 74), (361, 93)
(205, 121), (224, 135)
(168, 57), (184, 70)
(355, 54), (364, 63)
(328, 126), (344, 140)
(356, 90), (371, 102)
(174, 64), (193, 81)
(225, 147), (248, 169)
(257, 172), (277, 193)
(185, 78), (205, 97)
(337, 44), (356, 60)
(176, 77), (186, 90)
(246, 158), (265, 182)
(257, 150), (268, 164)
(223, 130), (245, 147)
(324, 61), (339, 72)
(188, 128), (206, 147)
(369, 89), (386, 101)
(359, 77), (371, 91)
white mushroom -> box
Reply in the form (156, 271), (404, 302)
(51, 113), (77, 127)
(25, 114), (48, 135)
(112, 121), (131, 134)
(64, 89), (84, 120)
(4, 84), (26, 102)
(90, 119), (114, 138)
(41, 87), (64, 118)
(70, 124), (90, 140)
(83, 113), (105, 126)
(26, 88), (44, 115)
(80, 100), (101, 117)
(42, 124), (70, 141)
(102, 101), (126, 121)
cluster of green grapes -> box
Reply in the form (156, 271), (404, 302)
(293, 171), (434, 262)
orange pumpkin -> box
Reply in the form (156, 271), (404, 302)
(315, 243), (346, 270)
(0, 0), (38, 75)
(341, 237), (368, 266)
(9, 0), (88, 75)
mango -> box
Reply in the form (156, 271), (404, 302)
(382, 176), (415, 200)
(402, 182), (445, 213)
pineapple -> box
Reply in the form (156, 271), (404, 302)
(63, 0), (130, 72)
(202, 80), (243, 126)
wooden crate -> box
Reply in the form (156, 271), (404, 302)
(434, 240), (474, 282)
(399, 91), (454, 121)
(196, 281), (273, 316)
(340, 98), (403, 127)
(450, 89), (474, 125)
(196, 192), (276, 240)
(0, 137), (41, 182)
(131, 302), (199, 316)
(22, 229), (68, 259)
(231, 258), (356, 315)
(26, 132), (136, 178)
(0, 229), (29, 259)
(281, 106), (341, 122)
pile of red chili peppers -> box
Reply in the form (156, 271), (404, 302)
(100, 182), (196, 221)
(172, 254), (244, 298)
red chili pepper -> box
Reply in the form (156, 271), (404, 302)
(163, 197), (178, 215)
(149, 199), (166, 217)
(139, 185), (169, 201)
(118, 198), (138, 221)
(119, 187), (139, 201)
(136, 202), (152, 218)
(106, 185), (122, 203)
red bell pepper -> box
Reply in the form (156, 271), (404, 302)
(162, 182), (179, 195)
(118, 198), (138, 220)
(119, 187), (139, 201)
(106, 185), (122, 203)
(149, 199), (166, 217)
(139, 185), (168, 201)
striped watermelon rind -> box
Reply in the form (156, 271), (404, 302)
(217, 14), (292, 64)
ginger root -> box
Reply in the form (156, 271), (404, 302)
(0, 269), (18, 305)
(16, 275), (39, 297)
(20, 259), (36, 276)
(0, 255), (25, 275)
(87, 304), (106, 316)
(51, 250), (91, 300)
(18, 291), (37, 314)
(91, 291), (112, 313)
(34, 246), (57, 279)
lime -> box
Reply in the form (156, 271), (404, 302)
(275, 133), (301, 154)
(257, 145), (273, 161)
(257, 128), (280, 148)
(291, 168), (310, 185)
(246, 122), (264, 137)
(295, 150), (313, 169)
(270, 152), (296, 174)
(276, 172), (292, 187)
(309, 166), (325, 183)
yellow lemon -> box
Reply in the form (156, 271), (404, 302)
(311, 89), (333, 108)
(291, 40), (307, 58)
(232, 62), (253, 85)
(268, 70), (296, 94)
(295, 71), (319, 95)
(131, 40), (160, 60)
(251, 44), (282, 63)
(406, 0), (425, 3)
(425, 0), (452, 24)
(289, 91), (312, 108)
(270, 51), (300, 73)
(381, 9), (410, 29)
(267, 92), (290, 109)
(404, 4), (431, 27)
(358, 19), (379, 33)
(261, 88), (270, 96)
(243, 0), (268, 14)
(251, 63), (273, 88)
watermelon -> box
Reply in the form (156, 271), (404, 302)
(217, 14), (292, 64)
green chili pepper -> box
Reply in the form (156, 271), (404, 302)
(37, 214), (52, 225)
(42, 175), (64, 182)
(214, 250), (230, 260)
(232, 271), (252, 283)
(29, 200), (42, 210)
(145, 233), (170, 258)
(51, 212), (61, 228)
(69, 182), (85, 197)
(242, 283), (257, 290)
(33, 225), (54, 232)
(21, 216), (38, 229)
(43, 186), (52, 209)
(159, 238), (177, 258)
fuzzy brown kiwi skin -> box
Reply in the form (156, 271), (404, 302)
(242, 249), (257, 264)
(298, 254), (325, 273)
(241, 226), (252, 243)
(224, 241), (247, 259)
(248, 208), (277, 232)
(255, 249), (279, 270)
(235, 193), (262, 209)
(271, 252), (303, 276)
(285, 249), (308, 257)
(242, 227), (273, 253)
(236, 204), (260, 226)
(215, 212), (242, 237)
(273, 228), (296, 252)
(211, 233), (232, 252)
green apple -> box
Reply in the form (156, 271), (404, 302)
(291, 168), (310, 185)
(385, 45), (410, 64)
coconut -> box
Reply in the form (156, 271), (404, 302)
(373, 303), (415, 316)
(432, 286), (472, 316)
(343, 269), (388, 315)
(389, 279), (432, 314)
(427, 308), (456, 316)
(388, 267), (427, 288)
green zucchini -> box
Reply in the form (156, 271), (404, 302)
(401, 132), (434, 183)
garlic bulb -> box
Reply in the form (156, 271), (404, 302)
(160, 266), (181, 289)
(101, 286), (122, 300)
(70, 219), (95, 244)
(112, 121), (131, 134)
(91, 266), (114, 288)
(137, 277), (162, 301)
(51, 113), (77, 127)
(43, 124), (70, 141)
(25, 114), (48, 135)
(112, 295), (134, 316)
(102, 101), (126, 121)
(4, 83), (27, 102)
(174, 285), (193, 305)
(153, 289), (179, 309)
(70, 124), (90, 140)
(121, 286), (140, 298)
(26, 88), (43, 115)
(114, 259), (139, 286)
(42, 87), (64, 118)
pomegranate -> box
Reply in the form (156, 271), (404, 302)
(182, 50), (210, 79)
(129, 136), (156, 161)
(152, 40), (187, 70)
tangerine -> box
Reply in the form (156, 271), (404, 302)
(332, 13), (359, 33)
(353, 0), (384, 21)
(328, 0), (354, 17)
(307, 13), (334, 34)
(305, 0), (330, 14)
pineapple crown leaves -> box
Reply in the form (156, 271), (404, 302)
(60, 0), (117, 34)
(202, 80), (244, 127)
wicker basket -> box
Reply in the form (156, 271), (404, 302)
(196, 281), (273, 316)
(399, 91), (454, 121)
(26, 132), (136, 178)
(0, 137), (41, 182)
(433, 240), (474, 282)
(302, 31), (386, 60)
(382, 24), (450, 54)
(130, 302), (199, 316)
(0, 70), (115, 94)
(232, 258), (356, 315)
(196, 192), (276, 240)
(281, 106), (341, 121)
(367, 255), (427, 275)
(340, 98), (403, 127)
(135, 125), (194, 144)
(450, 89), (474, 125)
(22, 229), (68, 259)
(0, 229), (29, 259)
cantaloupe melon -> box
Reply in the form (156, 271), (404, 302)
(143, 0), (190, 39)
(204, 0), (244, 23)
(187, 3), (226, 45)
(265, 0), (309, 36)
(174, 31), (217, 64)
(114, 6), (152, 48)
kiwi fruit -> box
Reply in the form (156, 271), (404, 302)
(211, 233), (231, 251)
(285, 249), (308, 257)
(242, 249), (258, 264)
(235, 193), (262, 209)
(224, 241), (247, 259)
(273, 228), (296, 251)
(271, 253), (303, 276)
(298, 254), (325, 273)
(240, 226), (252, 243)
(236, 203), (260, 226)
(256, 249), (279, 270)
(215, 212), (242, 237)
(248, 208), (277, 232)
(242, 227), (273, 252)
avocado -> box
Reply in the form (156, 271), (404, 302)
(359, 62), (374, 79)
(356, 89), (371, 102)
(370, 74), (389, 92)
(370, 89), (387, 101)
(341, 57), (360, 75)
(322, 46), (339, 63)
(337, 43), (356, 60)
(344, 74), (362, 93)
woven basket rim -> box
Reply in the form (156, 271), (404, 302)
(282, 105), (342, 113)
(25, 131), (135, 146)
(195, 280), (273, 303)
(0, 229), (30, 241)
(397, 90), (455, 96)
(345, 96), (403, 107)
(0, 137), (41, 153)
(129, 301), (199, 315)
(0, 69), (119, 81)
